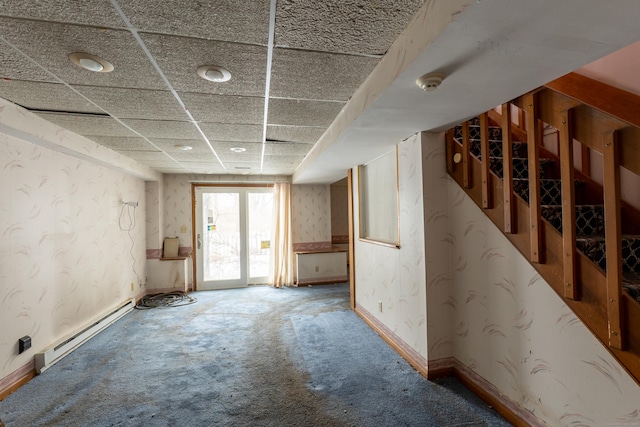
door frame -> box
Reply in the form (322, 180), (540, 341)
(191, 183), (274, 291)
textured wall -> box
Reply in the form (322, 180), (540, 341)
(446, 178), (640, 425)
(0, 128), (146, 381)
(421, 133), (453, 361)
(291, 184), (331, 247)
(330, 179), (349, 239)
(354, 134), (428, 359)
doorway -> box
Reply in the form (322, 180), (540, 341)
(194, 186), (273, 290)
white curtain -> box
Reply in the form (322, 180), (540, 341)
(270, 182), (294, 287)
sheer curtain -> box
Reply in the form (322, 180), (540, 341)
(270, 182), (294, 287)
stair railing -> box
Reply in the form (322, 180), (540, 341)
(447, 72), (640, 383)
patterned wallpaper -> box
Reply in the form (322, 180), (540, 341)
(446, 180), (640, 425)
(0, 107), (147, 381)
(291, 184), (332, 248)
(354, 134), (428, 359)
(353, 131), (640, 425)
(162, 174), (290, 252)
(330, 180), (349, 240)
(422, 133), (453, 361)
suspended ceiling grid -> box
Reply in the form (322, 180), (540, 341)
(0, 0), (425, 176)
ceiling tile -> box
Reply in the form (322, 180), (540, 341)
(0, 0), (124, 28)
(264, 142), (311, 156)
(212, 141), (263, 156)
(149, 139), (212, 154)
(266, 125), (325, 144)
(176, 161), (228, 173)
(121, 119), (200, 139)
(264, 154), (305, 167)
(171, 150), (222, 163)
(270, 48), (378, 100)
(116, 150), (167, 161)
(275, 0), (424, 55)
(0, 41), (56, 82)
(117, 0), (271, 45)
(89, 136), (156, 151)
(73, 86), (186, 120)
(140, 33), (267, 97)
(268, 98), (344, 127)
(179, 92), (264, 124)
(35, 113), (138, 137)
(199, 123), (263, 143)
(223, 161), (263, 171)
(0, 18), (166, 90)
(0, 80), (103, 113)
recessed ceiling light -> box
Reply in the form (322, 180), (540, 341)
(68, 52), (114, 73)
(230, 147), (246, 153)
(175, 144), (193, 151)
(197, 65), (231, 83)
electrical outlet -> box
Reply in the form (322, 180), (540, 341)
(179, 225), (187, 233)
(315, 266), (319, 272)
(130, 282), (134, 291)
(378, 301), (383, 312)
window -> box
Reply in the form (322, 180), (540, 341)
(358, 147), (399, 247)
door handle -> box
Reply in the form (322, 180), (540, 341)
(197, 233), (202, 249)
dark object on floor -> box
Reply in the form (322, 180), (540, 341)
(135, 291), (197, 309)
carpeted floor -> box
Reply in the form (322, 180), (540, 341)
(0, 283), (511, 426)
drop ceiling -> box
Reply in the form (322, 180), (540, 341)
(2, 0), (640, 184)
(0, 0), (424, 176)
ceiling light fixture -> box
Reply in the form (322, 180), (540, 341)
(416, 72), (445, 92)
(175, 144), (193, 151)
(68, 52), (114, 73)
(197, 65), (231, 83)
(230, 147), (246, 153)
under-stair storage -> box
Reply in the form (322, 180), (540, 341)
(446, 73), (640, 384)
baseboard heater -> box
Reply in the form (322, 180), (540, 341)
(35, 299), (134, 374)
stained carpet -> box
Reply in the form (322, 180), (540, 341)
(0, 284), (511, 426)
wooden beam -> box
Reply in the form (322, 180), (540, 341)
(525, 93), (543, 263)
(501, 103), (515, 233)
(462, 121), (471, 188)
(546, 72), (640, 129)
(479, 113), (492, 209)
(559, 109), (578, 299)
(603, 130), (624, 350)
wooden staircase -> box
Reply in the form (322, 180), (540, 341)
(446, 72), (640, 385)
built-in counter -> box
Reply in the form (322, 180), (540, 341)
(294, 246), (348, 286)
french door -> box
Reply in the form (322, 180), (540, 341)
(195, 187), (273, 290)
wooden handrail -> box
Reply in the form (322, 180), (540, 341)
(546, 72), (640, 129)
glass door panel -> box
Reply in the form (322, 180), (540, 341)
(248, 192), (273, 282)
(202, 192), (241, 282)
(195, 187), (272, 290)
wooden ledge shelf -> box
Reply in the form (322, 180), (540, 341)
(159, 256), (188, 261)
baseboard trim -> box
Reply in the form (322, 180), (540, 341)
(428, 357), (544, 427)
(355, 303), (428, 378)
(0, 361), (36, 401)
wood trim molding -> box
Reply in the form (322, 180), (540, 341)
(427, 357), (545, 427)
(545, 72), (640, 129)
(355, 303), (428, 378)
(0, 360), (36, 401)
